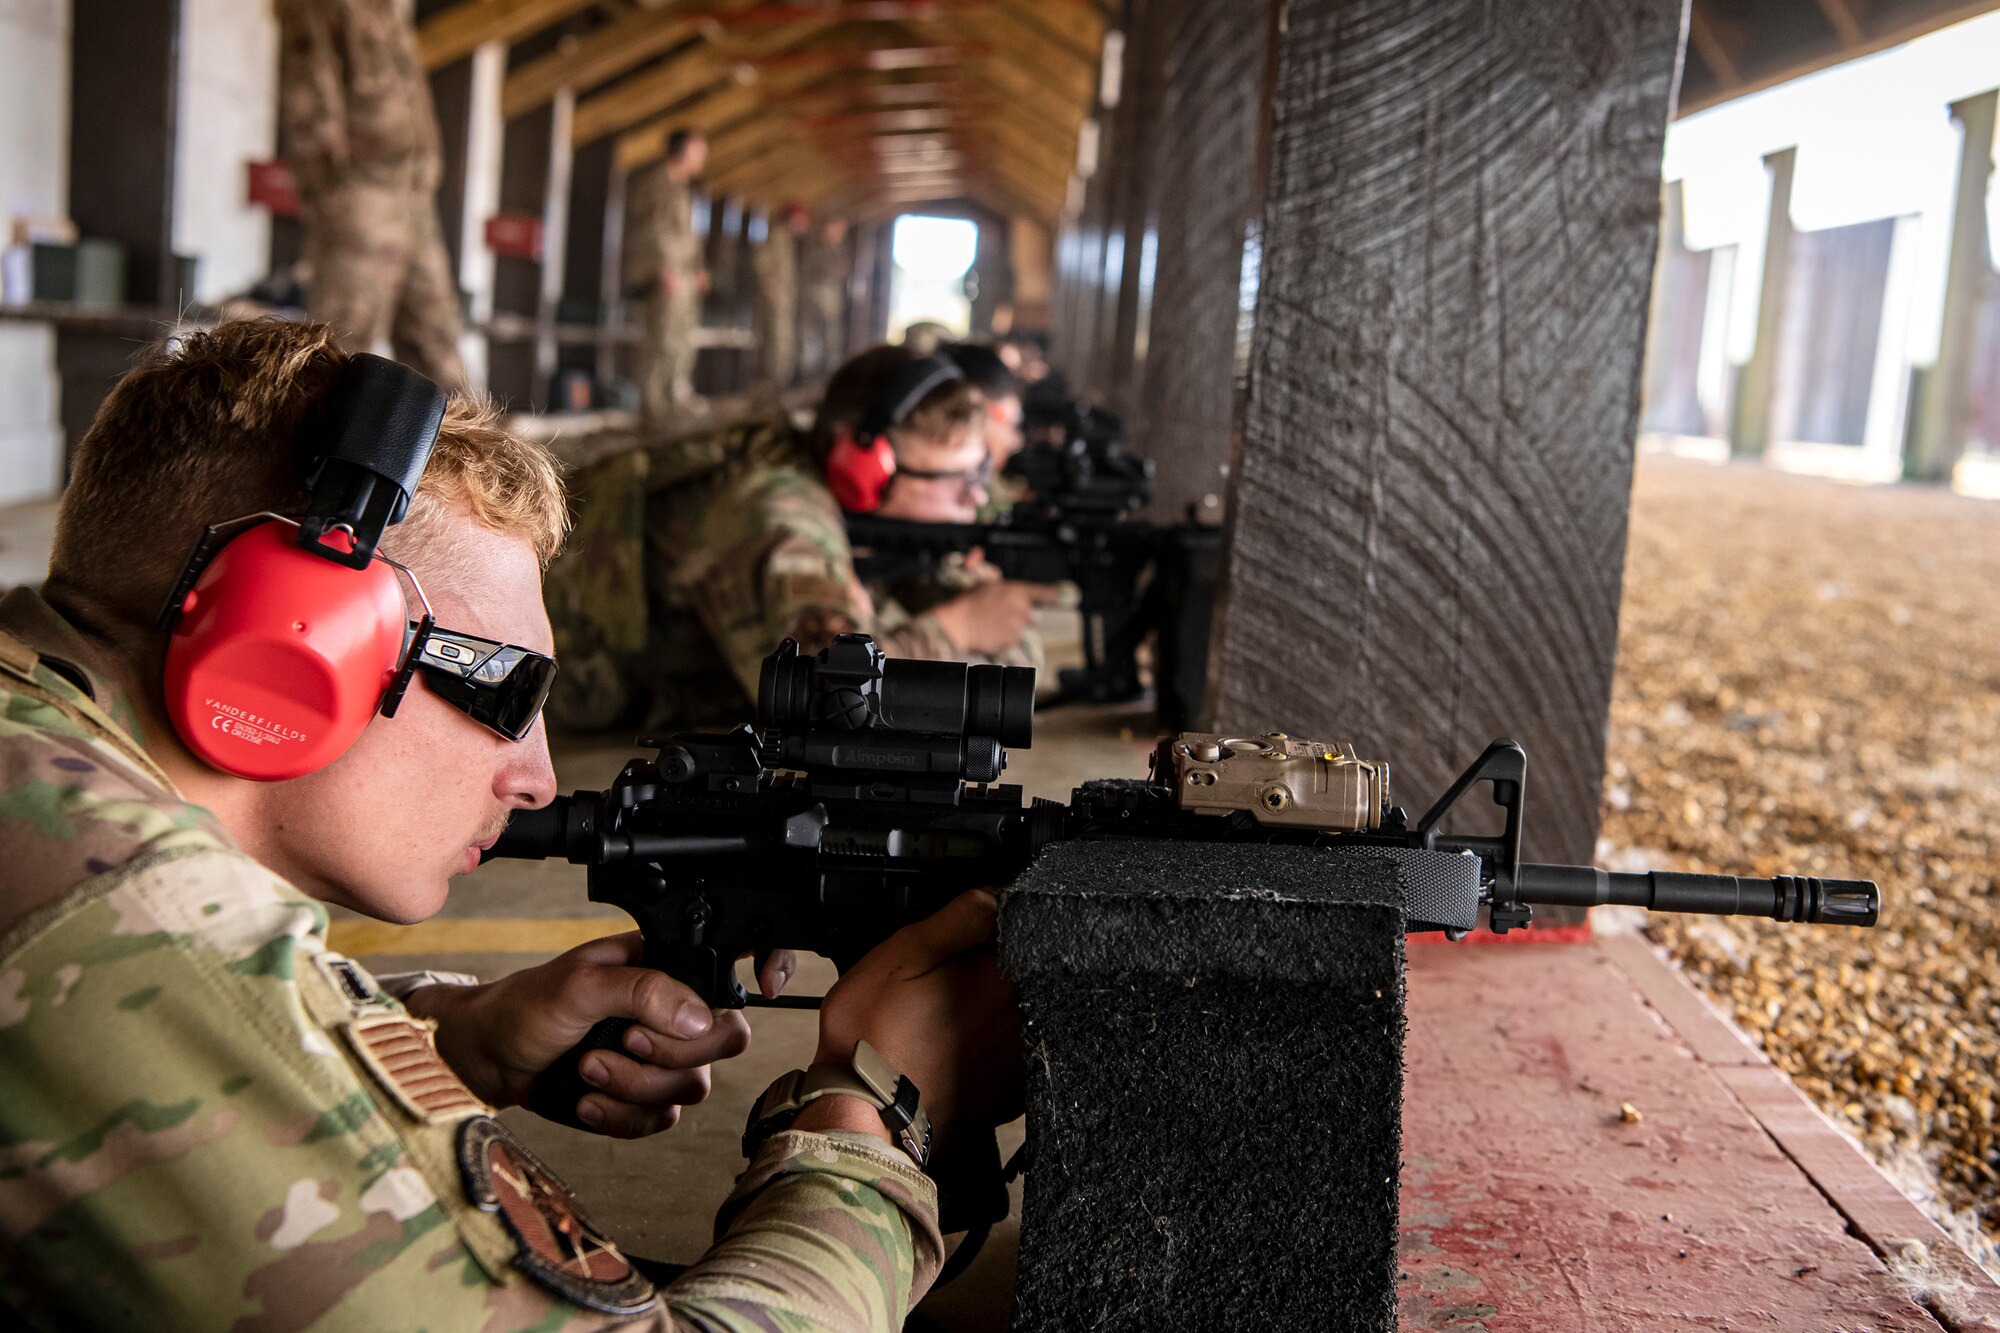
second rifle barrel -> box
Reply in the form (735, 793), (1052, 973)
(1516, 865), (1879, 926)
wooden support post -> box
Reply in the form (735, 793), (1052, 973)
(534, 88), (577, 401)
(598, 162), (630, 390)
(1729, 146), (1797, 459)
(1207, 0), (1686, 870)
(456, 40), (508, 393)
(1905, 89), (1997, 482)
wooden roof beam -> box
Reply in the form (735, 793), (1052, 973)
(1811, 0), (1866, 47)
(1688, 7), (1743, 91)
(419, 0), (596, 70)
(502, 1), (717, 118)
(571, 14), (837, 144)
(695, 0), (966, 25)
(991, 0), (1105, 65)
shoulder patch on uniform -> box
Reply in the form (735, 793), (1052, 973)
(457, 1116), (656, 1315)
(342, 1008), (489, 1126)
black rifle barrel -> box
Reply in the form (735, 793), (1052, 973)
(1516, 864), (1879, 926)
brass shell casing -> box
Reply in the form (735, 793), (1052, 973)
(1167, 732), (1388, 831)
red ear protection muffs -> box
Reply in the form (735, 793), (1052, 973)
(825, 431), (898, 511)
(161, 522), (410, 780)
(158, 355), (446, 780)
(824, 354), (965, 513)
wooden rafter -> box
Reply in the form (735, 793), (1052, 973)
(429, 0), (1104, 223)
(956, 3), (1093, 104)
(571, 14), (837, 146)
(502, 1), (716, 118)
(1688, 7), (1743, 90)
(418, 0), (596, 70)
(614, 79), (766, 168)
(991, 0), (1104, 67)
(1812, 0), (1868, 46)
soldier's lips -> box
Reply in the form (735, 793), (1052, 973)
(464, 835), (501, 874)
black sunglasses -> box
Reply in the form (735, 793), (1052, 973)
(394, 621), (558, 741)
(894, 448), (994, 500)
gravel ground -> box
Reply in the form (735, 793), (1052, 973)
(1603, 453), (2000, 1267)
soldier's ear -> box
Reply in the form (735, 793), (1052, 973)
(826, 428), (897, 512)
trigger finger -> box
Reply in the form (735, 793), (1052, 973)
(757, 949), (798, 998)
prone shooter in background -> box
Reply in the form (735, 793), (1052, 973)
(543, 344), (1059, 735)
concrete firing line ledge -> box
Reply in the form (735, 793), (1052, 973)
(1599, 935), (2000, 1332)
(1399, 941), (1959, 1331)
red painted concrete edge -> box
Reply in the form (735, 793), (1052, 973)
(1601, 935), (2000, 1332)
(1597, 935), (1772, 1068)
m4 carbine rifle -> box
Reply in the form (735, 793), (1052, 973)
(846, 405), (1218, 727)
(488, 634), (1880, 1207)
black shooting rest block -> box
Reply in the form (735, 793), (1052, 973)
(999, 839), (1432, 1332)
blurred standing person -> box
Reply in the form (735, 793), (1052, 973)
(624, 130), (709, 424)
(799, 215), (850, 380)
(278, 0), (468, 390)
(753, 204), (806, 391)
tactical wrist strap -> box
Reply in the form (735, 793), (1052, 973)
(743, 1039), (933, 1169)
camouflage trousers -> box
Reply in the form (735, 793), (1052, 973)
(755, 291), (797, 390)
(305, 182), (468, 392)
(639, 286), (701, 426)
(798, 289), (844, 382)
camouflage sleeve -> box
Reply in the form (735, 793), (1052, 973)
(871, 592), (1049, 674)
(665, 1131), (944, 1330)
(869, 599), (963, 662)
(276, 0), (351, 196)
(685, 466), (875, 703)
(0, 852), (940, 1332)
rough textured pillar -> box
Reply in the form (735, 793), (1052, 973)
(1905, 89), (1997, 482)
(1130, 0), (1275, 523)
(1003, 839), (1451, 1331)
(1729, 146), (1797, 459)
(1206, 0), (1686, 869)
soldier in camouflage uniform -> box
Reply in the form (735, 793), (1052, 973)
(798, 216), (851, 382)
(545, 345), (1056, 734)
(624, 132), (709, 425)
(279, 0), (468, 391)
(0, 320), (1018, 1330)
(752, 205), (805, 391)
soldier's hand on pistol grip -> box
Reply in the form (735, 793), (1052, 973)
(406, 932), (793, 1139)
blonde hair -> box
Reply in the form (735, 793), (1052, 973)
(45, 320), (566, 663)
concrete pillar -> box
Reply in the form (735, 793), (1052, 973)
(1206, 0), (1685, 870)
(535, 87), (576, 394)
(597, 162), (628, 389)
(456, 39), (505, 393)
(1729, 146), (1797, 459)
(1905, 89), (1998, 482)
